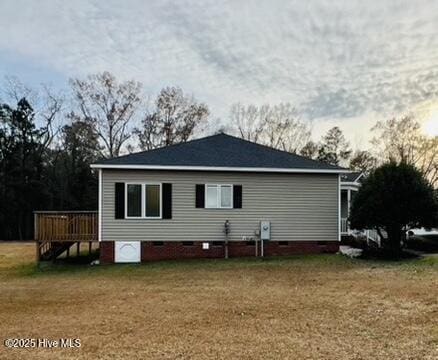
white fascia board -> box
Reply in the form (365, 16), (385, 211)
(90, 163), (351, 174)
(341, 181), (362, 186)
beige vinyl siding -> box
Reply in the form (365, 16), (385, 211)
(101, 170), (339, 242)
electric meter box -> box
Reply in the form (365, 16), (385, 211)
(260, 221), (271, 240)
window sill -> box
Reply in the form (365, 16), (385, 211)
(204, 207), (234, 210)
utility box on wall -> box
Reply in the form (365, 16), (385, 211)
(260, 221), (271, 240)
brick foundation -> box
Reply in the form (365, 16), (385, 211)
(100, 241), (114, 264)
(100, 240), (339, 263)
(141, 242), (225, 261)
(264, 240), (339, 255)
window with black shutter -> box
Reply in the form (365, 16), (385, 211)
(118, 182), (169, 219)
(197, 184), (243, 209)
(195, 184), (205, 208)
(162, 183), (172, 219)
(233, 185), (242, 208)
(115, 182), (125, 219)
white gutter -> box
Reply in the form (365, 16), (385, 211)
(90, 163), (350, 174)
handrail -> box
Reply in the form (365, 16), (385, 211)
(34, 210), (98, 214)
(35, 211), (98, 242)
(341, 218), (348, 234)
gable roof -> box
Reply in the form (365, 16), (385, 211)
(91, 133), (348, 174)
(341, 172), (363, 182)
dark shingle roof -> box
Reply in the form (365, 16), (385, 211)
(93, 133), (345, 171)
(341, 172), (363, 182)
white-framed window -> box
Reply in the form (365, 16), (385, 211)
(125, 183), (162, 219)
(205, 184), (233, 209)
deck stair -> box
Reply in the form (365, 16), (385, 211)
(34, 211), (98, 262)
(38, 241), (76, 261)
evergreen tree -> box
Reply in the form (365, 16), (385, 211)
(0, 98), (47, 239)
(317, 127), (352, 166)
(349, 162), (438, 257)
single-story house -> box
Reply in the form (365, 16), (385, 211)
(90, 133), (349, 263)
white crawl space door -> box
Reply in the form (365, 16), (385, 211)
(115, 241), (141, 263)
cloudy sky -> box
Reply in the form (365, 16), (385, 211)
(1, 0), (438, 148)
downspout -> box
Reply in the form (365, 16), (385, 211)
(98, 169), (102, 242)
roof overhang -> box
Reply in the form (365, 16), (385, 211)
(90, 164), (350, 174)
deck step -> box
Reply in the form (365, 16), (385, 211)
(39, 241), (75, 261)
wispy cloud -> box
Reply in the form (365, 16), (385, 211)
(1, 0), (438, 141)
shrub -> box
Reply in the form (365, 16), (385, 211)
(349, 162), (438, 258)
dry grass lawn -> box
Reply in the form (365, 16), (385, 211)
(0, 242), (438, 359)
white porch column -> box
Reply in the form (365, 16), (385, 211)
(347, 189), (351, 233)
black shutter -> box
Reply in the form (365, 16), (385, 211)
(233, 185), (242, 208)
(162, 183), (172, 219)
(195, 184), (205, 208)
(115, 182), (125, 219)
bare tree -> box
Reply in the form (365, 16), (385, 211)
(371, 116), (438, 186)
(349, 150), (377, 174)
(229, 103), (266, 143)
(135, 87), (209, 150)
(2, 76), (36, 103)
(230, 103), (311, 154)
(300, 140), (319, 159)
(2, 76), (65, 151)
(70, 72), (142, 158)
(39, 85), (65, 149)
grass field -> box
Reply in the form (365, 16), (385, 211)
(1, 243), (438, 359)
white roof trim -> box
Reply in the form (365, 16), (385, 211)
(90, 163), (350, 174)
(355, 172), (365, 182)
(341, 182), (362, 189)
(341, 184), (360, 191)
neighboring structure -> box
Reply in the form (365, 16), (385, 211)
(340, 172), (364, 236)
(340, 172), (381, 245)
(90, 133), (349, 263)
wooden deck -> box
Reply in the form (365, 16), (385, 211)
(34, 211), (98, 262)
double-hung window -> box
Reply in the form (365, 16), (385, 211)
(126, 183), (161, 218)
(205, 184), (233, 209)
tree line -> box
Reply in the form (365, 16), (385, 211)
(0, 72), (437, 239)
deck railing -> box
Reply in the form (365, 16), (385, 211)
(34, 211), (98, 242)
(341, 218), (348, 234)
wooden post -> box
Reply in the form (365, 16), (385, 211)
(89, 241), (92, 254)
(34, 212), (38, 242)
(347, 189), (351, 235)
(36, 241), (40, 264)
(34, 213), (40, 265)
(77, 242), (80, 256)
